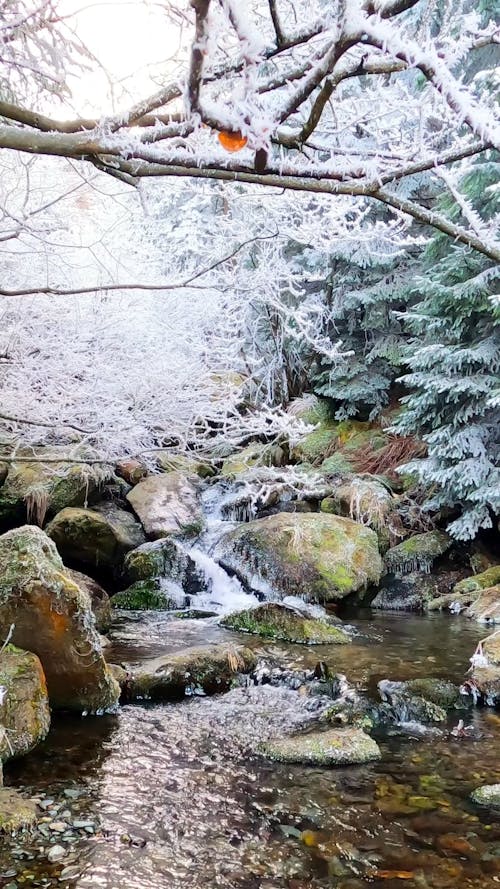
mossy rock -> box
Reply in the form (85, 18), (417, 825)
(221, 443), (286, 478)
(0, 788), (38, 832)
(292, 425), (339, 465)
(0, 452), (106, 528)
(259, 727), (381, 765)
(67, 569), (112, 632)
(403, 678), (466, 710)
(0, 526), (120, 712)
(215, 512), (382, 603)
(126, 471), (204, 539)
(0, 645), (50, 761)
(220, 603), (350, 644)
(385, 531), (451, 576)
(466, 585), (500, 623)
(123, 538), (191, 585)
(318, 453), (355, 475)
(377, 679), (449, 723)
(155, 452), (216, 479)
(111, 579), (176, 611)
(454, 566), (500, 596)
(471, 784), (500, 807)
(46, 503), (145, 572)
(121, 643), (257, 701)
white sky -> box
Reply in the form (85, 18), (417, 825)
(61, 0), (185, 115)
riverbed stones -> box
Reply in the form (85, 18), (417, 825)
(471, 784), (500, 807)
(46, 503), (145, 573)
(259, 727), (381, 765)
(0, 526), (120, 711)
(220, 603), (350, 644)
(384, 531), (452, 576)
(215, 513), (382, 602)
(0, 788), (38, 832)
(120, 643), (257, 701)
(0, 645), (50, 761)
(126, 471), (204, 539)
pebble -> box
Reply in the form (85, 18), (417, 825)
(38, 800), (54, 811)
(48, 822), (68, 833)
(47, 846), (66, 863)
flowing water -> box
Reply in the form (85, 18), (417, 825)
(2, 474), (500, 888)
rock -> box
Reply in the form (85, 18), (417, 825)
(115, 459), (149, 485)
(292, 423), (339, 465)
(455, 566), (500, 595)
(466, 585), (500, 623)
(120, 643), (257, 701)
(47, 844), (67, 862)
(384, 531), (452, 576)
(126, 471), (204, 539)
(468, 630), (500, 705)
(320, 477), (399, 548)
(0, 449), (106, 528)
(220, 603), (350, 644)
(214, 513), (382, 602)
(123, 538), (193, 586)
(46, 503), (145, 573)
(0, 526), (120, 712)
(258, 727), (381, 765)
(155, 453), (215, 479)
(221, 443), (286, 478)
(373, 566), (465, 611)
(470, 784), (500, 807)
(0, 645), (50, 761)
(111, 578), (180, 611)
(376, 679), (449, 724)
(67, 569), (112, 632)
(0, 788), (38, 832)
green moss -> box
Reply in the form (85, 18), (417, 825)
(221, 603), (350, 644)
(454, 565), (500, 595)
(111, 579), (174, 611)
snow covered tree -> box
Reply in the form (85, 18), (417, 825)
(393, 153), (500, 539)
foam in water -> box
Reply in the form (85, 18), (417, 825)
(187, 546), (260, 614)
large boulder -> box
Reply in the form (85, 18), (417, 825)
(259, 727), (381, 765)
(0, 645), (50, 761)
(214, 513), (382, 602)
(126, 471), (204, 539)
(111, 578), (181, 611)
(373, 566), (465, 611)
(384, 531), (452, 576)
(46, 503), (145, 573)
(0, 452), (105, 528)
(466, 585), (500, 624)
(0, 526), (120, 712)
(119, 643), (257, 701)
(220, 603), (350, 644)
(123, 538), (193, 586)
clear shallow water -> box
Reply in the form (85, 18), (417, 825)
(3, 611), (500, 889)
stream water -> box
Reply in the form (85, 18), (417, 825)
(2, 474), (500, 888)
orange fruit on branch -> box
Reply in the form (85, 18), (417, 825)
(218, 130), (248, 152)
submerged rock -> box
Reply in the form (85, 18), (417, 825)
(259, 727), (381, 765)
(384, 531), (451, 576)
(214, 513), (382, 602)
(0, 645), (50, 761)
(0, 526), (120, 712)
(46, 503), (145, 573)
(470, 784), (500, 807)
(0, 788), (38, 832)
(220, 602), (350, 644)
(121, 643), (257, 701)
(126, 471), (204, 539)
(111, 578), (180, 611)
(466, 585), (500, 624)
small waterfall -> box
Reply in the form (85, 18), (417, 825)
(187, 547), (260, 614)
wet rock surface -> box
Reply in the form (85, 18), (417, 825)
(0, 787), (38, 832)
(214, 512), (383, 602)
(220, 602), (350, 644)
(0, 526), (120, 712)
(471, 784), (500, 807)
(259, 726), (381, 765)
